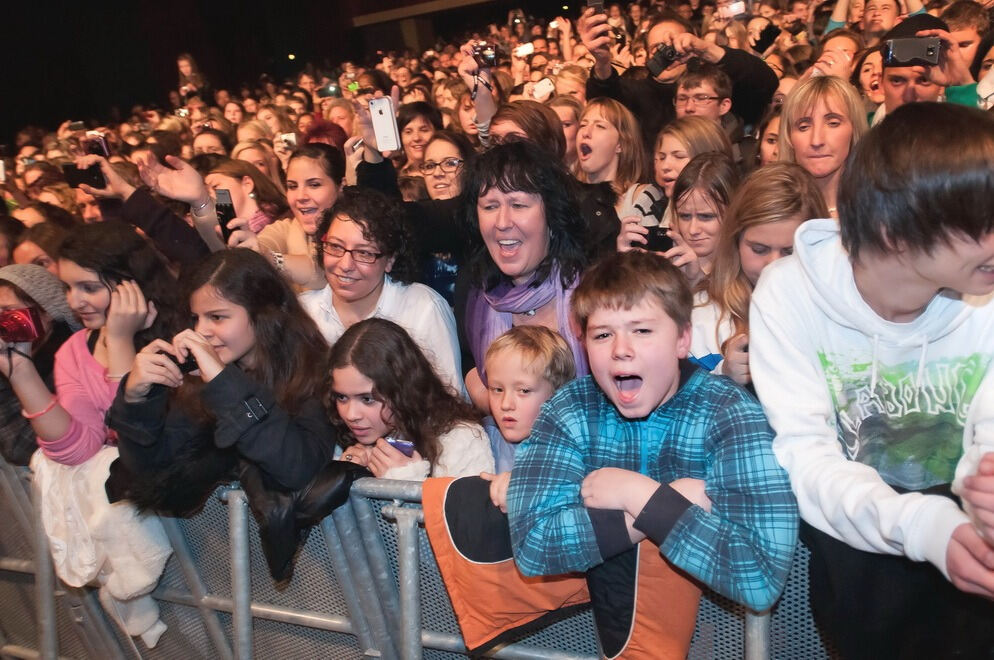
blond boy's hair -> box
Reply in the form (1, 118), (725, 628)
(571, 251), (692, 333)
(484, 326), (576, 390)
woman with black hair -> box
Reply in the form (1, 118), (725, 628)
(397, 102), (444, 176)
(299, 187), (465, 395)
(107, 248), (336, 508)
(461, 141), (588, 408)
(0, 222), (181, 646)
(0, 222), (182, 465)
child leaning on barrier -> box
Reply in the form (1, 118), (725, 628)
(506, 250), (799, 612)
(332, 318), (494, 480)
(478, 325), (576, 512)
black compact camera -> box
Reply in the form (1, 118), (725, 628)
(472, 41), (501, 68)
(647, 44), (679, 77)
(0, 307), (43, 343)
(168, 353), (200, 374)
(883, 37), (941, 67)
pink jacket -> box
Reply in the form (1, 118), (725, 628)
(38, 330), (119, 465)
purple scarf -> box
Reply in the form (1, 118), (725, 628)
(466, 267), (588, 383)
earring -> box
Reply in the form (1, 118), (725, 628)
(249, 191), (257, 199)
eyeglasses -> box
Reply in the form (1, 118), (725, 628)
(673, 94), (723, 106)
(319, 242), (384, 264)
(419, 157), (464, 175)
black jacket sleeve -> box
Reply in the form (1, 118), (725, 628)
(121, 187), (211, 267)
(356, 159), (403, 199)
(718, 47), (779, 127)
(201, 365), (337, 491)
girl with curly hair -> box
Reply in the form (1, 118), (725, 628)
(332, 318), (492, 481)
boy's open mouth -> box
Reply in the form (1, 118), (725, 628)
(614, 374), (643, 403)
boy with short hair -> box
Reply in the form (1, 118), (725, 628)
(750, 102), (994, 657)
(506, 250), (799, 612)
(674, 64), (733, 122)
(480, 325), (576, 511)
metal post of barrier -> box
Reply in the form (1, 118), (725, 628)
(31, 480), (57, 660)
(349, 494), (403, 635)
(318, 515), (375, 650)
(745, 609), (770, 660)
(226, 489), (253, 660)
(67, 589), (128, 660)
(159, 516), (234, 660)
(327, 504), (398, 658)
(385, 505), (423, 660)
(0, 467), (33, 538)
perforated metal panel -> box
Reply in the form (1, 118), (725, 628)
(770, 543), (838, 660)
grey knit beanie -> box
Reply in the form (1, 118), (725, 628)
(0, 264), (81, 331)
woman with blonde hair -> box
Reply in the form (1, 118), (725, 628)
(778, 75), (868, 216)
(691, 162), (828, 384)
(236, 119), (273, 144)
(231, 140), (285, 192)
(619, 116), (732, 250)
(323, 98), (357, 137)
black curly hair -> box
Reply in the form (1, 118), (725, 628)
(314, 186), (419, 285)
(461, 140), (586, 291)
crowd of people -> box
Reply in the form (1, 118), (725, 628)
(2, 0), (994, 655)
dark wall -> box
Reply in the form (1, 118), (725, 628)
(0, 2), (348, 149)
(1, 0), (569, 150)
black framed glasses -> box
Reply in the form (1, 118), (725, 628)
(320, 242), (384, 264)
(419, 157), (464, 175)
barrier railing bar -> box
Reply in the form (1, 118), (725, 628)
(744, 610), (770, 660)
(64, 589), (128, 660)
(152, 588), (359, 634)
(0, 644), (73, 660)
(226, 489), (253, 660)
(349, 495), (403, 637)
(420, 630), (598, 660)
(388, 505), (423, 660)
(0, 469), (34, 541)
(159, 517), (234, 660)
(31, 481), (56, 660)
(352, 478), (423, 502)
(318, 515), (376, 653)
(0, 557), (34, 573)
(327, 505), (397, 658)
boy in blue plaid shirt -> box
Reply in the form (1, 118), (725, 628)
(506, 251), (798, 611)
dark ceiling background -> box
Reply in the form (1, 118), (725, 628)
(0, 0), (572, 150)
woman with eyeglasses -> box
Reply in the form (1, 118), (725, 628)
(418, 131), (475, 304)
(421, 130), (473, 201)
(299, 186), (465, 395)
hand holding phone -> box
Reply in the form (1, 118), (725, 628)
(61, 163), (106, 189)
(214, 189), (237, 244)
(369, 97), (401, 152)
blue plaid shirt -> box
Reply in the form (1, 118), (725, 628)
(507, 365), (798, 611)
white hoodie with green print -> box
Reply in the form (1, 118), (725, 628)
(750, 219), (994, 579)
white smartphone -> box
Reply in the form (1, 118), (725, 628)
(279, 132), (297, 149)
(0, 160), (5, 184)
(533, 77), (556, 100)
(369, 97), (401, 152)
(514, 42), (535, 58)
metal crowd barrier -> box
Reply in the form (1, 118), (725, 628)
(0, 459), (835, 659)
